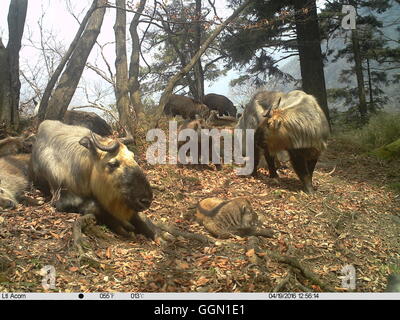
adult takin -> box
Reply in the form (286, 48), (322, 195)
(196, 197), (274, 238)
(204, 93), (237, 117)
(253, 90), (330, 193)
(164, 94), (210, 120)
(0, 154), (31, 209)
(0, 133), (35, 156)
(63, 110), (113, 136)
(30, 120), (154, 238)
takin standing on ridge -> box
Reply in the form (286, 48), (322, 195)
(164, 94), (210, 120)
(196, 197), (274, 239)
(177, 118), (221, 170)
(63, 110), (113, 136)
(253, 90), (330, 193)
(0, 154), (33, 209)
(30, 120), (155, 238)
(204, 93), (237, 117)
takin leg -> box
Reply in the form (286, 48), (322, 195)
(82, 201), (137, 238)
(53, 189), (86, 213)
(304, 148), (320, 189)
(94, 208), (136, 239)
(129, 212), (157, 240)
(251, 146), (262, 176)
(288, 149), (314, 193)
(304, 148), (320, 176)
(263, 147), (279, 178)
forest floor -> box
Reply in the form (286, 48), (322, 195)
(0, 133), (399, 293)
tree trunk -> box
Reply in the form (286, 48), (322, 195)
(0, 0), (27, 130)
(294, 0), (330, 123)
(37, 0), (99, 122)
(0, 39), (12, 128)
(155, 0), (252, 126)
(193, 0), (204, 102)
(44, 0), (107, 121)
(351, 28), (368, 121)
(366, 57), (375, 113)
(114, 0), (135, 138)
(128, 0), (146, 118)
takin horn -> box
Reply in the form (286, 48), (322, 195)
(91, 132), (120, 153)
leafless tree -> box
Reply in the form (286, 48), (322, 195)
(0, 0), (28, 130)
(38, 0), (106, 121)
(114, 0), (136, 138)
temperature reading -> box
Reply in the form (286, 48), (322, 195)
(99, 293), (115, 299)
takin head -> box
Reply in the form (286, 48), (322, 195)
(79, 132), (153, 215)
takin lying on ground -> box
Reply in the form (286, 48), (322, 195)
(196, 197), (274, 239)
(30, 120), (155, 239)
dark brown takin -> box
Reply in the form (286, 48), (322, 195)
(204, 93), (237, 117)
(164, 94), (210, 120)
(195, 197), (273, 239)
(63, 110), (113, 137)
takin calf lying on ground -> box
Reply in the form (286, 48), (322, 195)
(195, 197), (274, 239)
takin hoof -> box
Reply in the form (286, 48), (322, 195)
(303, 185), (315, 194)
(0, 197), (17, 209)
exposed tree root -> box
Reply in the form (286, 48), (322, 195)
(155, 222), (215, 245)
(72, 214), (96, 256)
(264, 249), (335, 292)
(273, 270), (292, 292)
(245, 236), (334, 292)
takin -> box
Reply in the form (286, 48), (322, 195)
(30, 120), (154, 238)
(63, 110), (113, 137)
(196, 197), (274, 239)
(0, 154), (32, 209)
(177, 118), (228, 170)
(235, 91), (289, 172)
(0, 133), (35, 157)
(204, 93), (237, 117)
(164, 94), (210, 120)
(253, 90), (330, 193)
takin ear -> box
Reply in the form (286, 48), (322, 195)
(79, 136), (96, 154)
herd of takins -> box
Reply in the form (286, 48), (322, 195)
(0, 89), (330, 241)
(1, 89), (399, 292)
